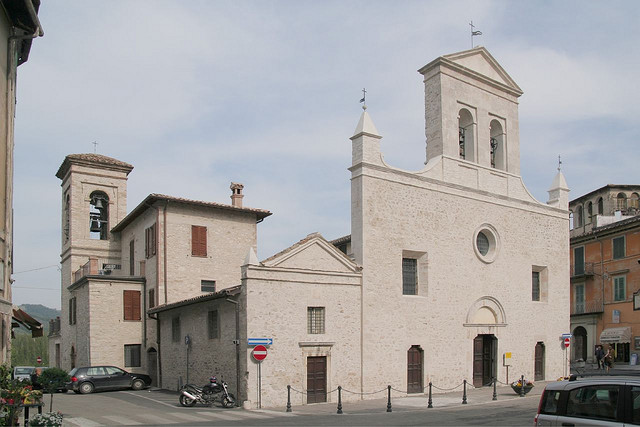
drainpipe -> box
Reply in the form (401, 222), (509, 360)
(226, 297), (241, 401)
(163, 203), (168, 304)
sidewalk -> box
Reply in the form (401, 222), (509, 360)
(572, 361), (640, 376)
(270, 382), (546, 416)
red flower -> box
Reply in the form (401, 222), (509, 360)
(7, 398), (14, 405)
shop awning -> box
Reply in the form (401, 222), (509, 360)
(12, 307), (43, 338)
(599, 327), (631, 344)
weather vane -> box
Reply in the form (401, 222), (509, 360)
(469, 20), (482, 48)
(359, 88), (367, 111)
(92, 141), (98, 153)
(558, 155), (562, 172)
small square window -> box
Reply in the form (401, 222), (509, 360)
(124, 344), (141, 367)
(201, 280), (216, 293)
(307, 307), (325, 334)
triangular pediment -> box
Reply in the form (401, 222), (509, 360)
(261, 233), (358, 273)
(443, 47), (522, 94)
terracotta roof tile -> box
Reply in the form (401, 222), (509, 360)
(56, 153), (134, 179)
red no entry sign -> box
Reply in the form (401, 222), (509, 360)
(564, 338), (571, 348)
(253, 345), (268, 361)
(36, 356), (42, 364)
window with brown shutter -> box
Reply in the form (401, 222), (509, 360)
(145, 223), (157, 259)
(191, 225), (207, 257)
(123, 290), (141, 321)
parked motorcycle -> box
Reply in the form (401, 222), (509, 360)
(179, 376), (236, 408)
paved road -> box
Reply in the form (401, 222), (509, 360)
(40, 386), (541, 426)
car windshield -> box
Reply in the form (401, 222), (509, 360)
(105, 367), (125, 375)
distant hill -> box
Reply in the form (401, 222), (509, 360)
(16, 304), (61, 334)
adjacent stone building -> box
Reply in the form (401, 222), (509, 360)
(51, 153), (270, 382)
(0, 0), (43, 363)
(569, 185), (640, 364)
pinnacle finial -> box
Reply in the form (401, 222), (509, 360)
(360, 88), (367, 111)
(557, 155), (562, 172)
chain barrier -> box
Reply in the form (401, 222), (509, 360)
(286, 374), (529, 413)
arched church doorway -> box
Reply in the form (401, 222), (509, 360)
(147, 348), (158, 386)
(473, 335), (497, 387)
(407, 345), (423, 393)
(573, 326), (587, 361)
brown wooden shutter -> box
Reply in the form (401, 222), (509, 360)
(191, 225), (207, 257)
(123, 290), (141, 321)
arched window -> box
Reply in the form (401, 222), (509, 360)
(576, 205), (583, 228)
(458, 109), (475, 162)
(89, 191), (109, 240)
(597, 197), (604, 215)
(489, 119), (505, 170)
(569, 211), (574, 230)
(629, 193), (639, 209)
(586, 202), (593, 224)
(616, 193), (626, 211)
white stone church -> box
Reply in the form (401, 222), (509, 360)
(50, 47), (570, 408)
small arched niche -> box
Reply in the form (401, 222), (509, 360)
(465, 296), (507, 327)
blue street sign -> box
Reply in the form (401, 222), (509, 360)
(561, 333), (573, 339)
(248, 338), (273, 346)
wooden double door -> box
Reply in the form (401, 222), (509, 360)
(307, 356), (327, 403)
(473, 335), (497, 387)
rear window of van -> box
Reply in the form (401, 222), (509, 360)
(540, 390), (561, 414)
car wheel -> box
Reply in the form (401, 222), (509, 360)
(131, 379), (145, 390)
(79, 382), (94, 394)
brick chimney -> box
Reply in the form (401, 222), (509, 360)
(230, 182), (244, 208)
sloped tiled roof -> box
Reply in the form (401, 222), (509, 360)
(260, 232), (357, 269)
(111, 193), (272, 232)
(56, 153), (134, 179)
(148, 285), (241, 314)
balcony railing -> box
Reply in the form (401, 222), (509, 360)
(571, 299), (604, 316)
(72, 257), (123, 283)
(571, 262), (595, 278)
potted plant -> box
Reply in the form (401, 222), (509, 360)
(510, 379), (534, 395)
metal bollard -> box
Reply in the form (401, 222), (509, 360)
(386, 385), (392, 412)
(519, 375), (525, 398)
(462, 380), (467, 404)
(337, 386), (343, 414)
(427, 382), (433, 408)
(492, 378), (497, 401)
(286, 385), (292, 412)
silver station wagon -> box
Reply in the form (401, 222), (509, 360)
(535, 376), (640, 426)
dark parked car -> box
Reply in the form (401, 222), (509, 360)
(535, 375), (640, 426)
(67, 366), (151, 394)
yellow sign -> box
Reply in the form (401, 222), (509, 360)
(503, 352), (512, 366)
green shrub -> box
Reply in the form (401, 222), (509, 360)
(39, 368), (69, 393)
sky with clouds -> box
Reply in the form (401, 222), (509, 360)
(10, 0), (640, 309)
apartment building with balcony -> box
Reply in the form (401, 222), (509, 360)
(569, 185), (640, 364)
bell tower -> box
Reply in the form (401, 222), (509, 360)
(55, 153), (133, 370)
(418, 47), (523, 175)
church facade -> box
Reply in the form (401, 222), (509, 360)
(52, 47), (570, 407)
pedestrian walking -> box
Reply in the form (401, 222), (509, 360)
(595, 345), (604, 370)
(603, 345), (614, 373)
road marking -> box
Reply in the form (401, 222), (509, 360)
(168, 412), (210, 422)
(121, 391), (179, 408)
(102, 415), (142, 425)
(252, 409), (297, 416)
(64, 417), (104, 427)
(195, 411), (245, 421)
(136, 413), (175, 425)
(233, 411), (272, 419)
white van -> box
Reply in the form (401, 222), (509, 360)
(13, 366), (35, 381)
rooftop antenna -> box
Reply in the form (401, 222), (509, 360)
(557, 155), (562, 172)
(359, 88), (367, 111)
(470, 20), (482, 48)
(92, 141), (98, 153)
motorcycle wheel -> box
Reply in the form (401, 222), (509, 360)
(179, 393), (197, 407)
(222, 393), (236, 408)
